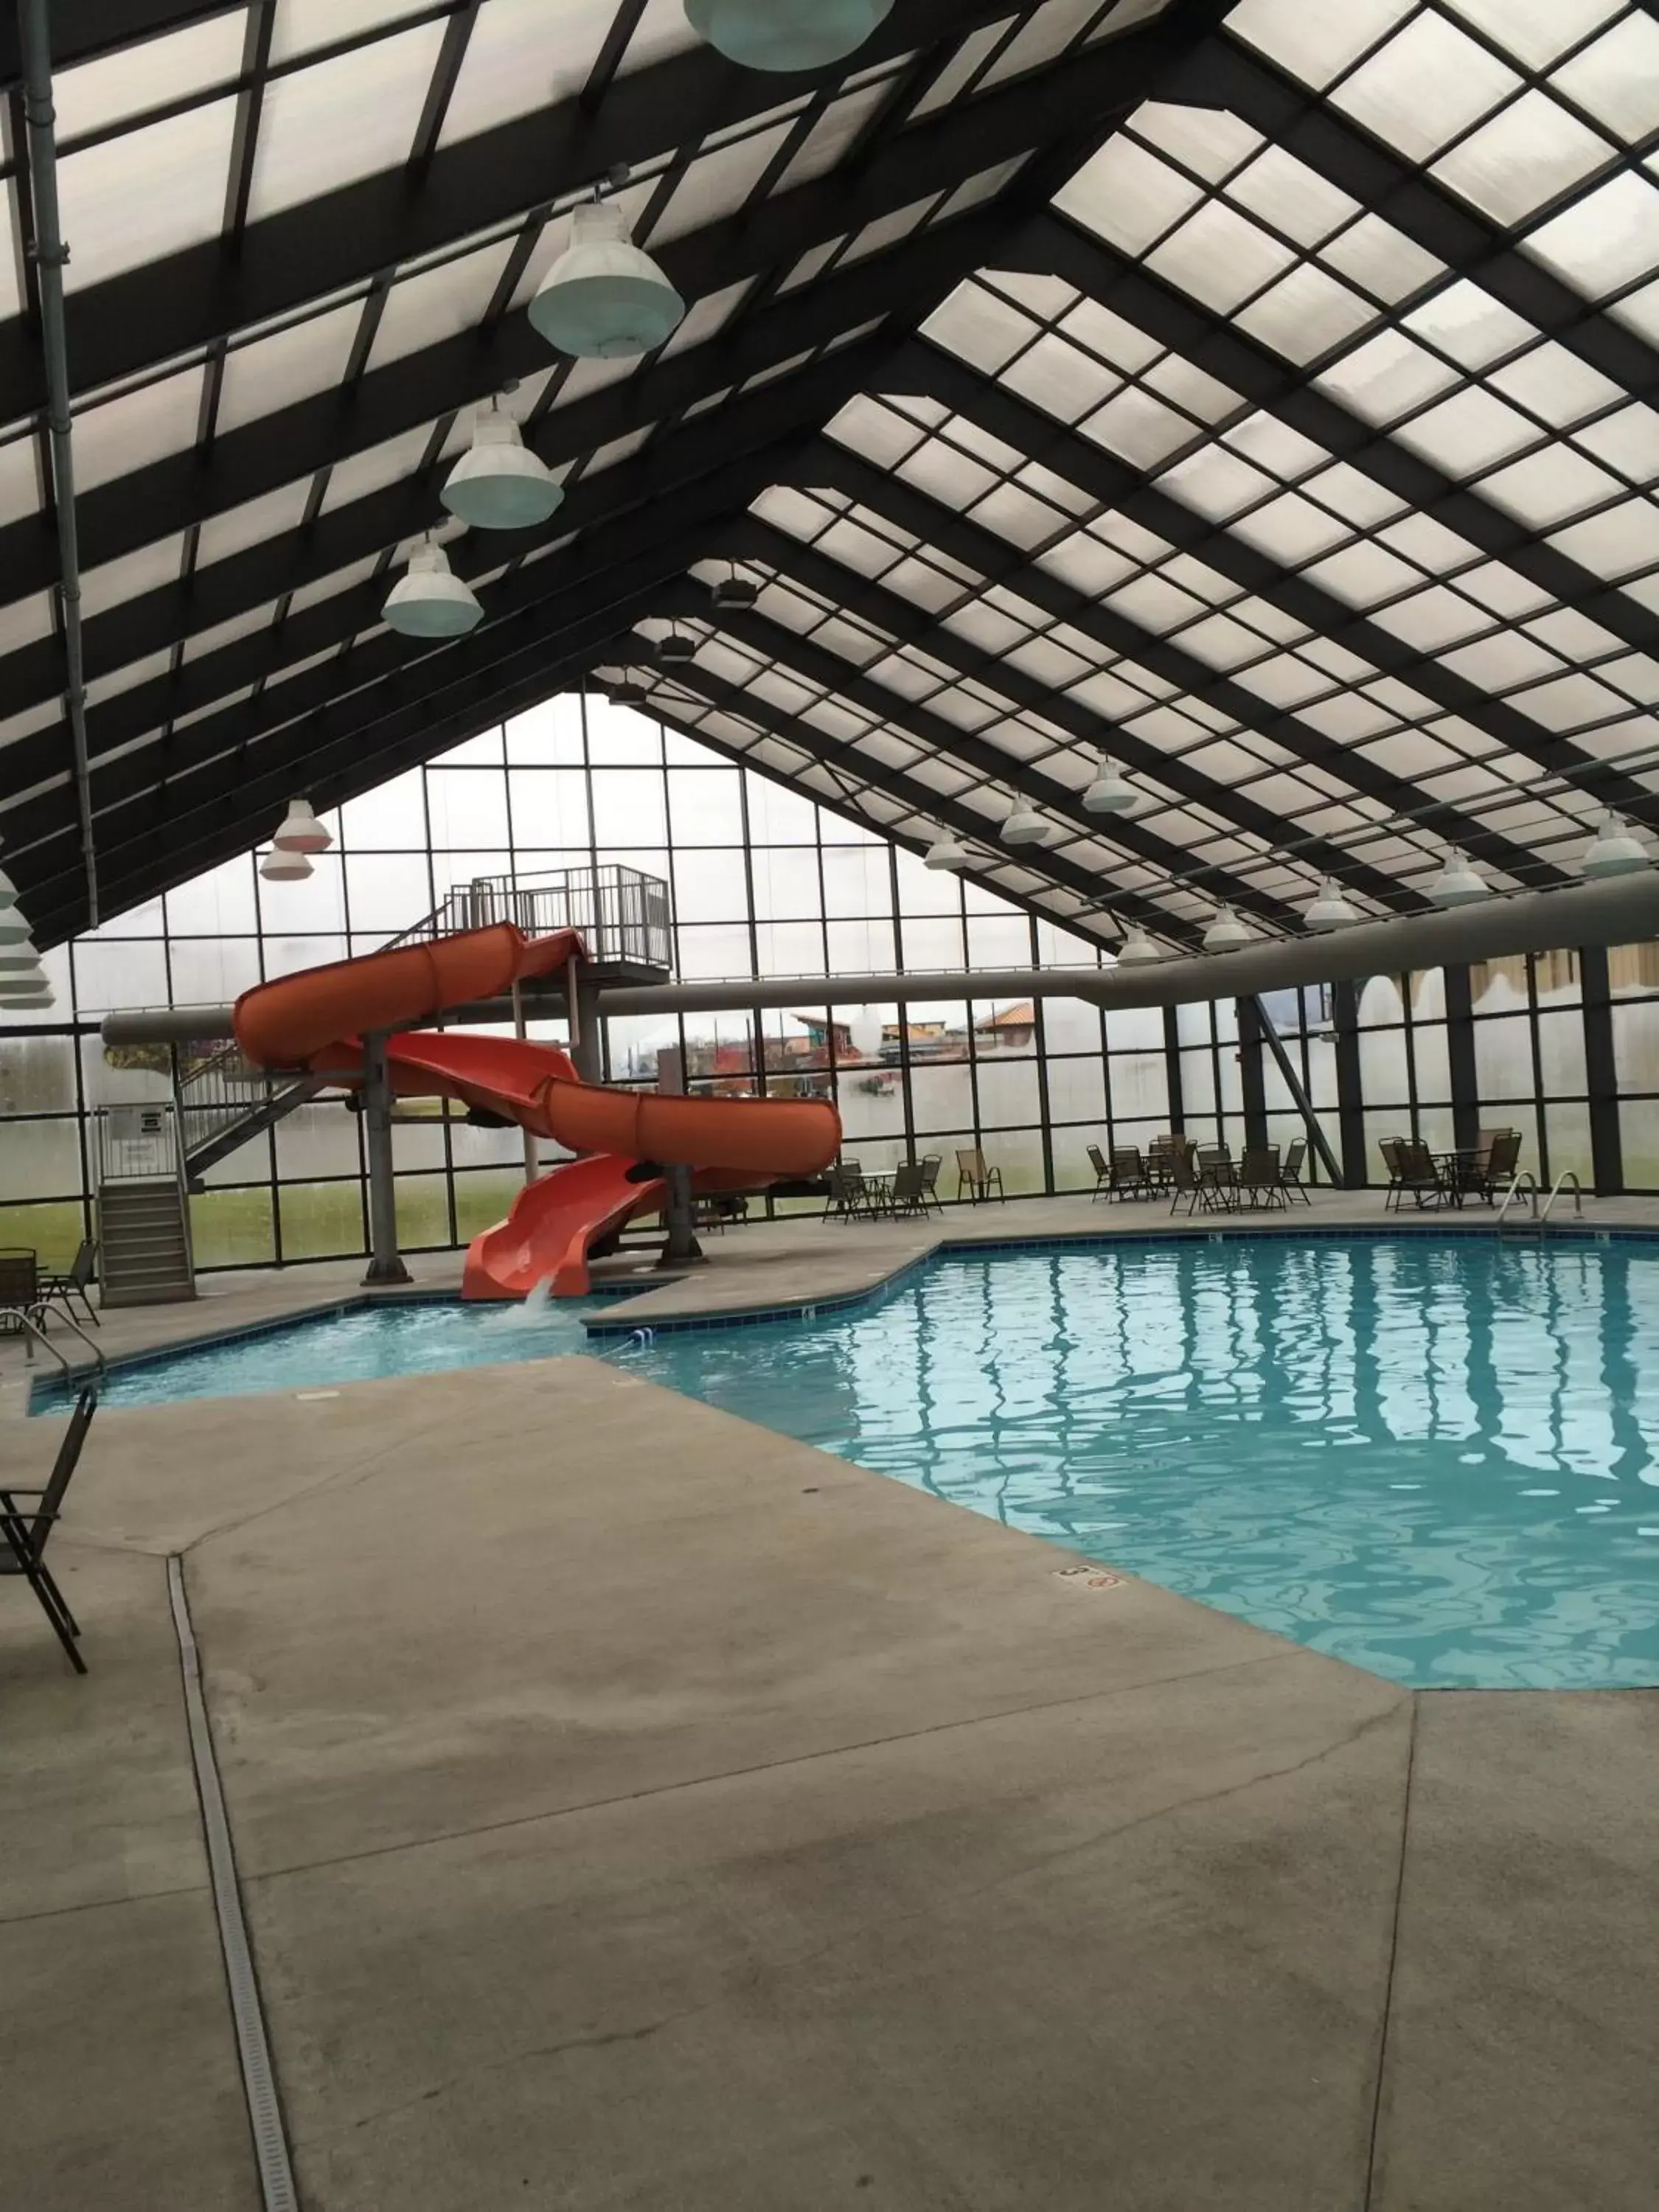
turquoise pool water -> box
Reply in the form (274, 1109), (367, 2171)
(36, 1293), (635, 1411)
(609, 1238), (1659, 1691)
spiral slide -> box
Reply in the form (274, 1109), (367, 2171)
(233, 924), (841, 1298)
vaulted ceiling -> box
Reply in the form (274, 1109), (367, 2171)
(4, 0), (1658, 954)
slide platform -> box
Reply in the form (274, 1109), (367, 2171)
(233, 924), (841, 1298)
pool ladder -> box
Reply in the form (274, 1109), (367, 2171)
(1496, 1170), (1584, 1233)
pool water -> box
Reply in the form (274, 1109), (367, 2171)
(40, 1293), (637, 1411)
(608, 1239), (1659, 1691)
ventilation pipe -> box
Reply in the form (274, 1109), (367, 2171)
(18, 0), (98, 927)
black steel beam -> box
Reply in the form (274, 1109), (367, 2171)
(1331, 980), (1368, 1186)
(0, 35), (1130, 606)
(0, 0), (1151, 415)
(708, 599), (1298, 931)
(735, 513), (1416, 914)
(1, 336), (897, 803)
(611, 648), (1203, 949)
(1444, 963), (1481, 1155)
(804, 439), (1540, 889)
(1579, 945), (1624, 1196)
(906, 341), (1638, 855)
(1029, 212), (1659, 664)
(1187, 39), (1659, 401)
(1250, 992), (1345, 1186)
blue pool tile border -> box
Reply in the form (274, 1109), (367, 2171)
(580, 1221), (1659, 1341)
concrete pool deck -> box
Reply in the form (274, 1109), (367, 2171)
(4, 1193), (1658, 2208)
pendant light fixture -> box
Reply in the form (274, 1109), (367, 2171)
(0, 966), (49, 994)
(711, 566), (759, 612)
(1114, 924), (1162, 965)
(610, 670), (653, 708)
(1203, 905), (1253, 952)
(1082, 758), (1137, 815)
(1427, 852), (1489, 908)
(383, 540), (483, 639)
(656, 632), (698, 667)
(273, 799), (332, 853)
(0, 939), (39, 970)
(1581, 810), (1650, 880)
(685, 0), (895, 72)
(260, 848), (313, 883)
(441, 402), (564, 530)
(1001, 801), (1050, 847)
(529, 187), (685, 361)
(0, 863), (16, 910)
(923, 831), (968, 872)
(848, 1007), (884, 1058)
(0, 904), (31, 946)
(1303, 877), (1360, 931)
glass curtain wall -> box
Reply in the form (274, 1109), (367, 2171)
(1, 692), (1654, 1270)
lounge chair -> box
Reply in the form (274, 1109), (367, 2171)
(38, 1239), (100, 1329)
(955, 1148), (1004, 1203)
(1279, 1136), (1311, 1206)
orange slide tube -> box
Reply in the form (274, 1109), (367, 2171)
(232, 925), (841, 1298)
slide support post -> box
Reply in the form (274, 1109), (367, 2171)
(658, 1164), (705, 1270)
(511, 980), (539, 1189)
(362, 1029), (412, 1286)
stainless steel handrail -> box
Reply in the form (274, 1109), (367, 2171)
(1496, 1171), (1539, 1225)
(1537, 1170), (1585, 1223)
(3, 1307), (105, 1380)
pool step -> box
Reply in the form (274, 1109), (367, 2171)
(98, 1178), (197, 1307)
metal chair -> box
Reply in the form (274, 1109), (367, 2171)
(1465, 1128), (1521, 1203)
(1195, 1145), (1239, 1211)
(1087, 1143), (1111, 1200)
(1168, 1145), (1203, 1215)
(955, 1148), (1005, 1203)
(918, 1156), (944, 1214)
(1391, 1140), (1447, 1210)
(888, 1162), (930, 1219)
(823, 1163), (870, 1222)
(38, 1239), (100, 1327)
(1238, 1146), (1285, 1209)
(1, 1385), (97, 1674)
(0, 1251), (47, 1339)
(1108, 1146), (1150, 1200)
(1378, 1138), (1405, 1206)
(1279, 1137), (1312, 1206)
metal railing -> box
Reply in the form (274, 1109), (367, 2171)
(395, 863), (672, 970)
(3, 1304), (106, 1380)
(1497, 1170), (1586, 1229)
(91, 1100), (195, 1279)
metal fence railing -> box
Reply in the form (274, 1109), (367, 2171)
(397, 864), (672, 971)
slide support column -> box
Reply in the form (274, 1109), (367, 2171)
(511, 981), (539, 1189)
(361, 1030), (411, 1287)
(658, 1164), (705, 1270)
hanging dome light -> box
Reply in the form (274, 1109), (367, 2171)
(1203, 905), (1253, 953)
(0, 987), (51, 1009)
(0, 965), (49, 994)
(1582, 810), (1650, 880)
(0, 863), (16, 911)
(273, 798), (332, 854)
(0, 904), (32, 946)
(656, 632), (698, 667)
(924, 831), (968, 872)
(1114, 925), (1162, 966)
(529, 199), (685, 361)
(0, 939), (39, 970)
(260, 848), (313, 883)
(610, 670), (653, 708)
(1427, 852), (1489, 908)
(685, 0), (894, 72)
(383, 541), (483, 639)
(1082, 758), (1137, 815)
(441, 404), (565, 531)
(1001, 802), (1050, 847)
(711, 568), (759, 612)
(1303, 877), (1360, 931)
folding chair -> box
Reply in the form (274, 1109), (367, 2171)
(1238, 1146), (1285, 1209)
(1087, 1143), (1111, 1200)
(1108, 1146), (1150, 1200)
(888, 1162), (930, 1219)
(918, 1155), (945, 1214)
(1279, 1137), (1312, 1206)
(955, 1148), (1005, 1203)
(39, 1239), (100, 1329)
(1, 1386), (97, 1674)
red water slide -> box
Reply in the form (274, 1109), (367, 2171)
(233, 925), (841, 1297)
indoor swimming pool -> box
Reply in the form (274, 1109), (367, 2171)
(609, 1236), (1659, 1692)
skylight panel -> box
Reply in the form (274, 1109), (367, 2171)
(1402, 282), (1534, 371)
(1147, 201), (1296, 313)
(271, 0), (437, 64)
(1315, 329), (1459, 424)
(1237, 263), (1375, 362)
(55, 13), (246, 140)
(1486, 341), (1623, 428)
(1306, 540), (1420, 608)
(249, 20), (449, 220)
(1572, 403), (1659, 484)
(1524, 173), (1659, 299)
(999, 333), (1105, 422)
(1332, 13), (1519, 163)
(1431, 92), (1612, 228)
(1394, 386), (1539, 476)
(922, 284), (1038, 375)
(1158, 444), (1276, 521)
(1231, 493), (1351, 565)
(1441, 0), (1621, 72)
(1079, 387), (1196, 466)
(1059, 297), (1164, 372)
(1480, 444), (1624, 527)
(1130, 101), (1264, 183)
(1225, 0), (1414, 91)
(1553, 15), (1659, 143)
(1053, 134), (1204, 255)
(58, 97), (237, 292)
(1318, 215), (1443, 304)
